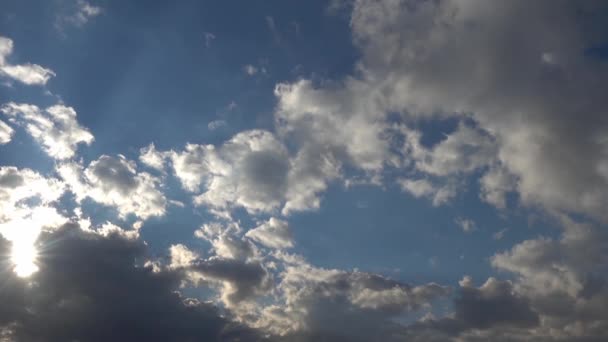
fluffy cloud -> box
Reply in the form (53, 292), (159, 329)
(0, 37), (55, 85)
(169, 242), (271, 309)
(147, 129), (340, 216)
(58, 155), (166, 219)
(246, 218), (294, 249)
(1, 102), (94, 160)
(348, 0), (608, 221)
(256, 258), (450, 339)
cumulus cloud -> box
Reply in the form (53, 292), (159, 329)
(0, 36), (55, 85)
(255, 258), (450, 339)
(1, 102), (94, 160)
(246, 218), (294, 249)
(57, 155), (167, 219)
(150, 129), (338, 216)
(169, 242), (271, 309)
(349, 0), (608, 221)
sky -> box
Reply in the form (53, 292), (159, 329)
(0, 0), (607, 341)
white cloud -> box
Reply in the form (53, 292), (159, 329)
(243, 64), (259, 76)
(57, 155), (167, 219)
(246, 217), (293, 249)
(402, 122), (497, 176)
(347, 0), (608, 222)
(0, 120), (14, 144)
(0, 37), (55, 85)
(1, 102), (94, 160)
(398, 178), (457, 206)
(139, 143), (167, 171)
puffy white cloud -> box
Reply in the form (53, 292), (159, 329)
(0, 37), (55, 85)
(1, 102), (94, 160)
(347, 0), (608, 221)
(246, 217), (293, 249)
(142, 127), (346, 216)
(57, 155), (167, 219)
(403, 123), (497, 176)
(0, 120), (14, 144)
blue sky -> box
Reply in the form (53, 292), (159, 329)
(0, 1), (607, 341)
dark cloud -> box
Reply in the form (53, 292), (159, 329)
(453, 277), (539, 330)
(0, 224), (263, 342)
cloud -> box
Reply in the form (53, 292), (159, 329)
(455, 217), (476, 234)
(170, 243), (271, 309)
(1, 102), (94, 160)
(398, 178), (457, 206)
(402, 122), (497, 177)
(0, 120), (14, 144)
(265, 16), (282, 43)
(57, 155), (167, 219)
(0, 167), (67, 275)
(207, 119), (227, 131)
(0, 224), (262, 341)
(56, 0), (102, 30)
(246, 217), (294, 249)
(256, 258), (450, 339)
(203, 32), (216, 47)
(0, 37), (55, 85)
(348, 0), (608, 221)
(243, 64), (262, 76)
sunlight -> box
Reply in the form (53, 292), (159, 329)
(11, 241), (39, 277)
(0, 206), (65, 278)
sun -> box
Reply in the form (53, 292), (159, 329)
(11, 242), (39, 278)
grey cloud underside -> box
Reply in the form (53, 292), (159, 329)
(0, 225), (263, 342)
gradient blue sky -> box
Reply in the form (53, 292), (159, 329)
(0, 1), (607, 341)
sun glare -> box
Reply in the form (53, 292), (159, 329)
(11, 242), (39, 278)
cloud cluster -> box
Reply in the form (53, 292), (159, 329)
(255, 255), (450, 340)
(141, 129), (341, 216)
